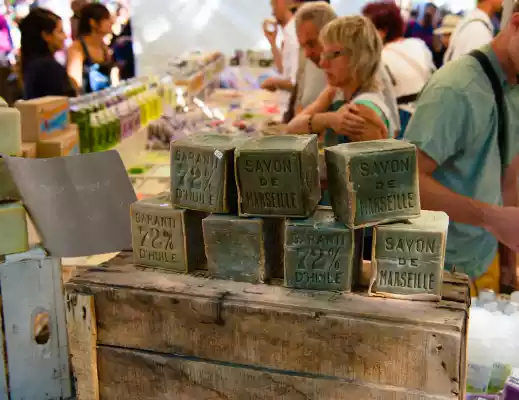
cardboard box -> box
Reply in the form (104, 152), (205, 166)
(20, 142), (37, 158)
(15, 96), (70, 142)
(37, 125), (79, 158)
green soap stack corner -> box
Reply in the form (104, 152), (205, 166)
(235, 134), (321, 218)
(0, 203), (29, 257)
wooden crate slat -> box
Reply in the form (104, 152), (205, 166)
(65, 293), (99, 400)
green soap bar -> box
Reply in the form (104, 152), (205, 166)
(325, 139), (421, 228)
(284, 206), (361, 291)
(235, 134), (321, 217)
(371, 210), (449, 300)
(130, 193), (206, 272)
(202, 214), (283, 284)
(0, 203), (29, 256)
(0, 108), (21, 155)
(170, 133), (249, 213)
(0, 158), (20, 202)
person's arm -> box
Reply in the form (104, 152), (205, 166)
(338, 103), (388, 141)
(261, 77), (293, 92)
(286, 87), (337, 134)
(67, 42), (83, 90)
(263, 21), (283, 74)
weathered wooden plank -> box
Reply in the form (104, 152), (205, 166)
(1, 258), (72, 400)
(67, 270), (466, 396)
(65, 293), (99, 400)
(98, 346), (456, 400)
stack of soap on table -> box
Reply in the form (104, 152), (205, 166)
(130, 133), (449, 300)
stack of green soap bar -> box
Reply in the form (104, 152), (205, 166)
(0, 203), (29, 256)
(371, 210), (449, 300)
(235, 134), (320, 217)
(130, 193), (206, 272)
(170, 133), (248, 213)
(0, 158), (20, 202)
(284, 206), (361, 291)
(202, 215), (283, 284)
(325, 139), (420, 228)
(0, 108), (21, 156)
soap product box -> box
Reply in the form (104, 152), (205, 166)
(0, 107), (21, 155)
(0, 202), (29, 256)
(504, 375), (519, 399)
(370, 210), (449, 301)
(20, 142), (37, 158)
(235, 134), (321, 218)
(202, 214), (284, 284)
(325, 139), (420, 228)
(284, 206), (362, 291)
(170, 133), (249, 213)
(130, 193), (206, 273)
(15, 96), (70, 142)
(37, 124), (79, 158)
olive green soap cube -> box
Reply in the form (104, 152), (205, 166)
(130, 193), (206, 272)
(170, 133), (248, 213)
(325, 139), (420, 229)
(284, 206), (359, 291)
(0, 203), (29, 256)
(202, 215), (283, 284)
(0, 158), (20, 202)
(371, 210), (449, 300)
(235, 134), (320, 217)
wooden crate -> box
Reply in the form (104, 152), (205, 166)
(65, 252), (470, 400)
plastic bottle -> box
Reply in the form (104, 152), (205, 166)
(467, 307), (495, 393)
(488, 314), (515, 393)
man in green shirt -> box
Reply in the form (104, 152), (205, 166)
(404, 1), (519, 292)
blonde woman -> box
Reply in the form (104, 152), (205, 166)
(287, 15), (393, 145)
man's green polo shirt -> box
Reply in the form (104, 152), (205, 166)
(404, 44), (519, 279)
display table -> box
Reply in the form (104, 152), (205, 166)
(65, 252), (470, 400)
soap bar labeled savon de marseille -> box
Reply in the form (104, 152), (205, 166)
(284, 206), (362, 291)
(235, 134), (320, 217)
(130, 193), (206, 272)
(370, 210), (449, 301)
(0, 203), (29, 256)
(170, 133), (248, 213)
(203, 214), (283, 284)
(325, 139), (420, 228)
(0, 107), (21, 156)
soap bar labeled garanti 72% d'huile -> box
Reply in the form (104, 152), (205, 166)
(170, 133), (249, 213)
(325, 139), (420, 229)
(284, 206), (363, 291)
(130, 193), (206, 272)
(235, 134), (321, 218)
(202, 214), (283, 284)
(370, 210), (449, 301)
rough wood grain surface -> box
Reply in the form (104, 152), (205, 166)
(65, 293), (99, 400)
(66, 253), (469, 398)
(98, 345), (457, 400)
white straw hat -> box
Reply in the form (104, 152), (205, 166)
(434, 14), (461, 35)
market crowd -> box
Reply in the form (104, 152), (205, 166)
(261, 0), (519, 294)
(0, 0), (135, 101)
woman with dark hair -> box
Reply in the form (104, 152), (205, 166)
(19, 8), (76, 99)
(363, 1), (435, 137)
(67, 3), (116, 93)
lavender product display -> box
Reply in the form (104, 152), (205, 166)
(503, 374), (519, 399)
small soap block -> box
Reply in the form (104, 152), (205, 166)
(20, 142), (37, 158)
(170, 133), (248, 213)
(0, 107), (21, 155)
(130, 193), (206, 272)
(504, 375), (519, 400)
(202, 215), (283, 284)
(370, 210), (449, 301)
(15, 96), (69, 142)
(37, 125), (79, 158)
(284, 206), (361, 291)
(0, 203), (29, 256)
(325, 139), (420, 228)
(0, 157), (20, 201)
(235, 134), (320, 217)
